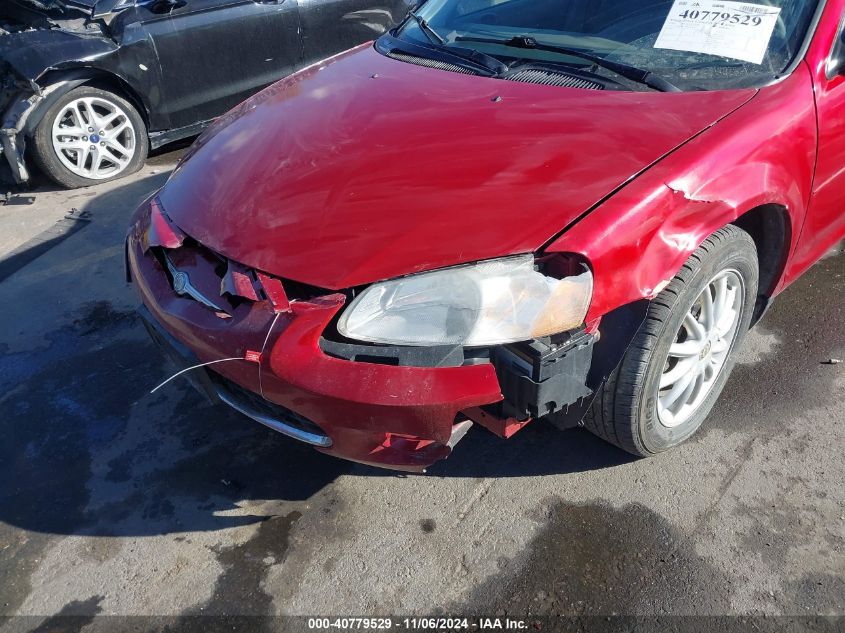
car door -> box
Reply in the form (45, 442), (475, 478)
(134, 0), (301, 129)
(793, 7), (845, 273)
(297, 0), (414, 68)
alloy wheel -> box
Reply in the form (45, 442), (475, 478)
(657, 269), (745, 428)
(51, 96), (137, 180)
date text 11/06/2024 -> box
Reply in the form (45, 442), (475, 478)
(307, 618), (530, 630)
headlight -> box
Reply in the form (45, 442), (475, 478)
(336, 255), (592, 347)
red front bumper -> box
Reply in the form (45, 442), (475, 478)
(126, 209), (505, 471)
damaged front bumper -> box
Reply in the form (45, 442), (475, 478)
(0, 67), (78, 184)
(127, 197), (645, 471)
(0, 69), (38, 184)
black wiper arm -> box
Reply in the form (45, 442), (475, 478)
(454, 35), (682, 92)
(380, 32), (507, 77)
(407, 10), (446, 45)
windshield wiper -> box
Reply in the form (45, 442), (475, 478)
(381, 31), (507, 76)
(407, 10), (446, 45)
(454, 35), (682, 92)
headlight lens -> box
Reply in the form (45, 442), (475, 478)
(336, 255), (592, 347)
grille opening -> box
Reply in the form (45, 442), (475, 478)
(282, 277), (334, 302)
(151, 237), (332, 309)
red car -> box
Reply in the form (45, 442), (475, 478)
(128, 0), (843, 471)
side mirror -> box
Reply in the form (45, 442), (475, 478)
(827, 26), (845, 79)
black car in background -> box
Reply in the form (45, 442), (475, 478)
(0, 0), (413, 188)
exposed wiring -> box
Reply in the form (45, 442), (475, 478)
(259, 311), (283, 399)
(150, 312), (282, 396)
(150, 357), (243, 394)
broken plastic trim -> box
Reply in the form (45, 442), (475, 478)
(0, 76), (87, 184)
(144, 198), (186, 250)
(143, 197), (293, 314)
(219, 260), (290, 312)
(467, 298), (650, 434)
(491, 328), (594, 420)
(0, 79), (44, 184)
(550, 298), (650, 429)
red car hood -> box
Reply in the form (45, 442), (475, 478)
(160, 45), (755, 289)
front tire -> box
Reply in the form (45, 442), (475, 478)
(584, 225), (758, 456)
(30, 86), (148, 189)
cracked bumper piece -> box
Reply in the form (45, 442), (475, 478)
(0, 80), (40, 184)
(0, 77), (85, 184)
(126, 200), (606, 470)
(127, 225), (505, 472)
(254, 294), (504, 470)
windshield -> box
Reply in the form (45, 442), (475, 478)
(390, 0), (820, 91)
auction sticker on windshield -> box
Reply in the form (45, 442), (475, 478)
(654, 0), (781, 64)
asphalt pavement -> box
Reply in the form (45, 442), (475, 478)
(0, 149), (843, 628)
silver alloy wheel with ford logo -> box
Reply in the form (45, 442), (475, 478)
(30, 85), (149, 189)
(51, 96), (137, 180)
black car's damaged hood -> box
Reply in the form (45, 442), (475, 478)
(0, 27), (116, 79)
(7, 0), (111, 18)
(14, 0), (94, 10)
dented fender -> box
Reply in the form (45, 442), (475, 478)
(546, 63), (817, 319)
(0, 17), (163, 182)
(0, 78), (88, 183)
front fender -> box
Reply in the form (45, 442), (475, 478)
(0, 78), (87, 183)
(0, 30), (118, 82)
(546, 63), (817, 320)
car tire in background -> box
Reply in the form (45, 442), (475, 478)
(30, 86), (148, 189)
(584, 224), (759, 455)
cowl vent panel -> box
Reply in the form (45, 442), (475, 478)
(505, 69), (604, 90)
(387, 52), (479, 75)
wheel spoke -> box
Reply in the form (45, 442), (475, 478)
(102, 145), (127, 166)
(662, 367), (696, 410)
(55, 138), (86, 149)
(716, 308), (738, 338)
(701, 284), (715, 333)
(683, 311), (706, 341)
(660, 358), (696, 389)
(109, 120), (131, 138)
(56, 126), (86, 137)
(101, 111), (123, 128)
(106, 136), (130, 155)
(69, 103), (82, 127)
(75, 145), (89, 170)
(90, 147), (104, 174)
(679, 370), (700, 407)
(85, 98), (104, 129)
(76, 101), (92, 128)
(711, 338), (729, 356)
(712, 276), (729, 327)
(669, 340), (702, 358)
